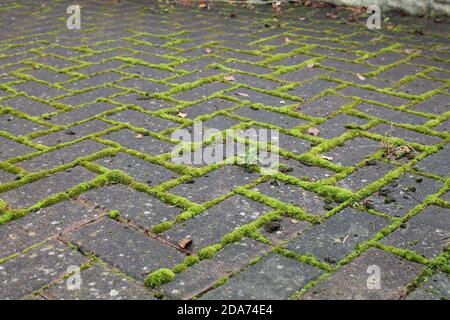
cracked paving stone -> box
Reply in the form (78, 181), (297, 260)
(65, 218), (185, 280)
(163, 195), (272, 250)
(322, 136), (380, 167)
(289, 79), (338, 101)
(0, 200), (99, 259)
(105, 109), (180, 133)
(41, 263), (156, 300)
(101, 129), (175, 156)
(369, 123), (442, 145)
(225, 87), (298, 107)
(381, 205), (450, 259)
(313, 114), (369, 139)
(363, 172), (443, 218)
(0, 166), (97, 209)
(252, 180), (333, 216)
(406, 273), (450, 300)
(414, 144), (450, 177)
(169, 165), (260, 204)
(94, 152), (178, 186)
(177, 98), (236, 119)
(410, 94), (450, 115)
(340, 87), (410, 107)
(0, 240), (89, 300)
(202, 253), (324, 300)
(296, 94), (353, 118)
(32, 120), (113, 146)
(337, 160), (397, 192)
(0, 114), (47, 137)
(174, 82), (232, 102)
(17, 139), (109, 172)
(0, 136), (36, 162)
(161, 238), (270, 299)
(78, 184), (182, 229)
(233, 105), (308, 128)
(301, 247), (423, 300)
(286, 207), (391, 264)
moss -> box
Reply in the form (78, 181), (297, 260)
(198, 244), (221, 260)
(144, 268), (175, 288)
(108, 210), (120, 220)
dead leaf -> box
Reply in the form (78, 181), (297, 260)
(356, 73), (366, 81)
(205, 48), (213, 54)
(307, 127), (320, 136)
(306, 62), (316, 69)
(299, 17), (306, 21)
(223, 75), (236, 82)
(236, 92), (249, 97)
(321, 155), (333, 161)
(177, 112), (188, 118)
(284, 37), (291, 44)
(290, 219), (299, 224)
(135, 133), (143, 139)
(178, 238), (192, 249)
(198, 0), (208, 9)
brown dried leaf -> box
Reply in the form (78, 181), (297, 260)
(223, 75), (236, 82)
(356, 73), (366, 81)
(321, 155), (333, 161)
(307, 127), (320, 136)
(236, 92), (249, 97)
(178, 238), (192, 249)
(284, 37), (291, 44)
(135, 133), (143, 139)
(306, 62), (316, 69)
(205, 48), (213, 54)
(177, 112), (188, 118)
(290, 219), (299, 224)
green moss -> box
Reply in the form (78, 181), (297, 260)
(198, 244), (221, 260)
(108, 210), (120, 220)
(144, 268), (175, 288)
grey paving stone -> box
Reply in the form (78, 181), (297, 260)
(0, 136), (36, 161)
(174, 82), (232, 102)
(337, 160), (397, 192)
(57, 87), (123, 107)
(369, 123), (442, 145)
(66, 218), (185, 280)
(272, 54), (314, 67)
(223, 61), (273, 75)
(121, 65), (175, 80)
(164, 195), (272, 250)
(48, 103), (118, 125)
(289, 79), (338, 101)
(114, 78), (170, 94)
(41, 263), (156, 300)
(296, 94), (353, 118)
(406, 273), (450, 300)
(364, 172), (443, 217)
(227, 87), (299, 107)
(101, 129), (175, 156)
(232, 73), (281, 91)
(314, 114), (369, 139)
(277, 67), (330, 82)
(320, 58), (375, 74)
(0, 169), (15, 184)
(0, 201), (99, 259)
(0, 240), (88, 300)
(355, 102), (429, 125)
(233, 105), (308, 128)
(276, 132), (313, 155)
(286, 207), (390, 264)
(17, 139), (108, 172)
(169, 165), (259, 204)
(279, 157), (335, 181)
(11, 81), (67, 100)
(367, 52), (407, 66)
(0, 114), (47, 137)
(252, 180), (333, 216)
(162, 238), (270, 299)
(177, 98), (236, 119)
(202, 253), (323, 300)
(259, 217), (311, 245)
(432, 119), (449, 133)
(381, 205), (450, 259)
(377, 64), (426, 83)
(410, 94), (450, 115)
(396, 78), (445, 96)
(301, 247), (423, 300)
(63, 72), (124, 91)
(112, 93), (176, 111)
(106, 109), (179, 132)
(340, 87), (410, 107)
(414, 144), (450, 177)
(323, 136), (380, 167)
(79, 184), (182, 229)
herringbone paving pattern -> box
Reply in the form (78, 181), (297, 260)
(0, 0), (449, 300)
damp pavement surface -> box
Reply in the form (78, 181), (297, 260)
(0, 0), (449, 300)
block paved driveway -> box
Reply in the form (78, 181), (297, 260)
(0, 0), (449, 300)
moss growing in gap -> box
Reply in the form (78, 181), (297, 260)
(144, 268), (175, 289)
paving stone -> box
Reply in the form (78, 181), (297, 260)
(277, 67), (330, 82)
(202, 253), (323, 300)
(64, 72), (124, 91)
(0, 136), (36, 162)
(396, 78), (444, 96)
(11, 81), (67, 100)
(410, 94), (450, 115)
(0, 114), (47, 136)
(170, 68), (224, 84)
(279, 156), (335, 181)
(301, 247), (423, 300)
(174, 82), (232, 102)
(57, 87), (124, 107)
(101, 129), (175, 156)
(323, 137), (380, 167)
(337, 160), (397, 192)
(225, 87), (298, 107)
(381, 205), (450, 259)
(177, 98), (236, 119)
(364, 172), (443, 217)
(0, 169), (15, 184)
(414, 144), (450, 177)
(22, 68), (73, 84)
(223, 61), (272, 75)
(367, 52), (407, 66)
(275, 132), (313, 155)
(432, 119), (449, 133)
(252, 180), (332, 216)
(355, 103), (429, 125)
(169, 165), (259, 204)
(114, 78), (170, 94)
(272, 54), (314, 67)
(79, 184), (182, 228)
(369, 123), (441, 145)
(340, 87), (410, 107)
(112, 93), (176, 111)
(0, 166), (96, 209)
(175, 57), (223, 72)
(406, 273), (450, 300)
(260, 217), (311, 245)
(232, 73), (281, 90)
(106, 109), (179, 132)
(289, 79), (338, 101)
(314, 114), (369, 139)
(161, 238), (270, 299)
(320, 58), (375, 74)
(0, 201), (99, 259)
(296, 94), (352, 118)
(0, 240), (88, 300)
(286, 207), (390, 264)
(17, 139), (108, 172)
(41, 263), (156, 300)
(47, 103), (118, 125)
(164, 195), (272, 250)
(233, 105), (308, 128)
(121, 65), (175, 80)
(66, 218), (185, 280)
(377, 64), (425, 83)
